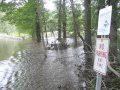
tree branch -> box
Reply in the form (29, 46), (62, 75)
(108, 61), (120, 78)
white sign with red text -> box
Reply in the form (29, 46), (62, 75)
(93, 38), (110, 75)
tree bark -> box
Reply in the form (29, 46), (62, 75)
(62, 0), (67, 39)
(109, 0), (118, 62)
(83, 0), (93, 73)
(35, 0), (43, 43)
(58, 0), (62, 40)
(84, 0), (92, 52)
(35, 9), (41, 43)
(44, 20), (48, 44)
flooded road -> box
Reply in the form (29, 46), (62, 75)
(0, 38), (85, 90)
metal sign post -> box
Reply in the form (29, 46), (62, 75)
(94, 6), (112, 90)
(95, 73), (102, 90)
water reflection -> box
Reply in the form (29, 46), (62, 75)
(0, 38), (25, 60)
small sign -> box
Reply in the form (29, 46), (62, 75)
(97, 6), (112, 35)
(93, 38), (109, 75)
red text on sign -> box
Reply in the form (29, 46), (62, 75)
(96, 50), (108, 59)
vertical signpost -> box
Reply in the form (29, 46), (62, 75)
(93, 6), (112, 90)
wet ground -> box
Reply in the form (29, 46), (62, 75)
(0, 40), (85, 90)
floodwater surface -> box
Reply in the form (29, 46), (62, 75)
(0, 38), (85, 90)
(0, 37), (25, 60)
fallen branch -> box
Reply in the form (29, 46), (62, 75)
(77, 31), (93, 52)
(108, 61), (120, 78)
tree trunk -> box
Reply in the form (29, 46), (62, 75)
(44, 21), (48, 44)
(35, 0), (42, 43)
(58, 0), (62, 40)
(70, 0), (78, 47)
(83, 1), (93, 87)
(84, 0), (92, 52)
(42, 8), (48, 44)
(84, 0), (92, 78)
(35, 10), (41, 43)
(109, 0), (118, 62)
(62, 0), (67, 39)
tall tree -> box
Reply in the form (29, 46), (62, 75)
(83, 1), (94, 88)
(108, 0), (118, 63)
(84, 0), (92, 52)
(58, 0), (62, 40)
(62, 0), (67, 39)
(35, 8), (41, 42)
(35, 0), (42, 42)
(84, 0), (92, 77)
(70, 0), (78, 47)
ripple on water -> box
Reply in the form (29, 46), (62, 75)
(0, 56), (19, 89)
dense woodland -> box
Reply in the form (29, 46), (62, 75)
(0, 0), (120, 89)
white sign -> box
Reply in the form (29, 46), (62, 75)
(97, 6), (112, 35)
(93, 38), (110, 75)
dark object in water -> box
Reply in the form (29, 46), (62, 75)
(46, 39), (69, 50)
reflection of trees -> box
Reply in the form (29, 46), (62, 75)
(0, 39), (25, 60)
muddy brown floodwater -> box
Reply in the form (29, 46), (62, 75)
(0, 40), (85, 90)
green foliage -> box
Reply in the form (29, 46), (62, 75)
(0, 0), (55, 36)
(105, 76), (120, 90)
(0, 1), (16, 12)
(91, 1), (98, 35)
(0, 12), (16, 34)
(45, 11), (58, 32)
(66, 1), (84, 33)
(0, 0), (36, 35)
